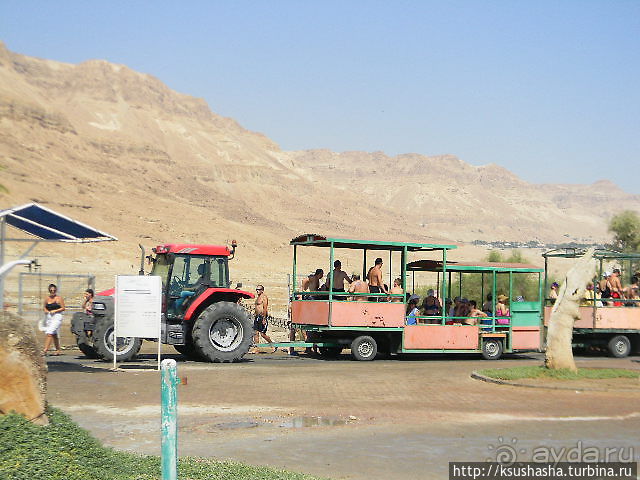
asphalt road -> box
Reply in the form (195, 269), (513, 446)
(46, 348), (640, 479)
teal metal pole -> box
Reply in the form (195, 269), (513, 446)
(161, 359), (179, 480)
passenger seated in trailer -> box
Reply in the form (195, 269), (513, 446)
(406, 295), (420, 325)
(301, 269), (324, 299)
(456, 299), (476, 325)
(422, 289), (441, 315)
(444, 298), (453, 318)
(468, 300), (488, 325)
(482, 294), (493, 315)
(449, 297), (461, 317)
(348, 273), (369, 300)
(389, 278), (404, 302)
(624, 275), (638, 301)
(302, 268), (324, 292)
(581, 282), (600, 307)
(548, 282), (559, 304)
(495, 294), (510, 324)
(626, 287), (640, 307)
(330, 260), (352, 295)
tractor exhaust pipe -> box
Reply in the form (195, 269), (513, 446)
(139, 244), (145, 275)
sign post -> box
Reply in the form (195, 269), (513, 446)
(114, 275), (162, 370)
(161, 358), (179, 480)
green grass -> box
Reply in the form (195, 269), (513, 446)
(478, 366), (640, 381)
(0, 407), (328, 480)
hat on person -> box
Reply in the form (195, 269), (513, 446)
(603, 271), (611, 278)
(408, 294), (419, 304)
(497, 294), (508, 303)
(551, 282), (559, 288)
(427, 289), (435, 296)
(516, 296), (524, 302)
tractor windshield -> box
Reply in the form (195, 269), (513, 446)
(169, 254), (229, 297)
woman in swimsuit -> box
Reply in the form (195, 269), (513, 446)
(42, 283), (65, 355)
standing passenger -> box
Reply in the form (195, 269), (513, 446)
(330, 260), (352, 294)
(367, 257), (388, 300)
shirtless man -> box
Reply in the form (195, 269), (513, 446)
(302, 269), (324, 292)
(330, 260), (352, 293)
(251, 285), (276, 353)
(367, 257), (388, 301)
(389, 278), (404, 302)
(609, 268), (624, 297)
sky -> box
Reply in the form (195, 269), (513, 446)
(1, 1), (639, 193)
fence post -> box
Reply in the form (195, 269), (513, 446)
(161, 359), (179, 480)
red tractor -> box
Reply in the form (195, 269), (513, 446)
(71, 241), (254, 362)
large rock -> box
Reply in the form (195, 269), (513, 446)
(0, 311), (48, 425)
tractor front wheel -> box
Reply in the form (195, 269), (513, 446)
(93, 318), (142, 362)
(191, 302), (253, 362)
(76, 330), (98, 359)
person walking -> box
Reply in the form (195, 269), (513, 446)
(251, 285), (276, 353)
(42, 283), (65, 355)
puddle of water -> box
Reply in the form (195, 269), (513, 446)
(213, 421), (259, 430)
(278, 416), (349, 428)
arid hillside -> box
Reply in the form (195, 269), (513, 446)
(1, 42), (638, 302)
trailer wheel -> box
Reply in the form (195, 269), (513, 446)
(191, 302), (253, 362)
(482, 338), (503, 360)
(76, 331), (98, 359)
(319, 346), (343, 358)
(351, 336), (377, 361)
(608, 335), (631, 358)
(93, 318), (142, 362)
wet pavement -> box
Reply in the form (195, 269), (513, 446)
(46, 348), (640, 479)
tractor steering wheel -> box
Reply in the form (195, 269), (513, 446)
(170, 276), (185, 294)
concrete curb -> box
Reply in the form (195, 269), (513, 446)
(470, 370), (640, 392)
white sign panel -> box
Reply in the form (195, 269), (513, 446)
(115, 275), (162, 338)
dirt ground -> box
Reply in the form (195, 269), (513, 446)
(44, 330), (640, 480)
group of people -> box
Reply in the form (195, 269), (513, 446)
(301, 258), (397, 300)
(549, 270), (640, 307)
(405, 292), (511, 326)
(40, 284), (94, 355)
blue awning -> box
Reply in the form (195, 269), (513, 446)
(0, 203), (117, 242)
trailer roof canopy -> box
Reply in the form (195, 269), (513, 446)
(542, 247), (640, 260)
(290, 234), (457, 252)
(0, 203), (117, 243)
(407, 259), (542, 273)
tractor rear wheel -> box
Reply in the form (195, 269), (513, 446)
(93, 318), (142, 362)
(191, 302), (253, 362)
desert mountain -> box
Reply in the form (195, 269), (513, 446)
(1, 42), (639, 297)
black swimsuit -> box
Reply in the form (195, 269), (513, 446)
(46, 302), (61, 311)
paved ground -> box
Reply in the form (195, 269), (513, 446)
(46, 346), (640, 479)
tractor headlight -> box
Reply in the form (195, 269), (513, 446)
(92, 302), (106, 311)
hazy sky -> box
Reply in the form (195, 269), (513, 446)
(2, 1), (638, 193)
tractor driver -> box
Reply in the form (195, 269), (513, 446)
(175, 263), (209, 312)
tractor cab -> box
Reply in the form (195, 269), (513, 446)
(145, 243), (246, 319)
